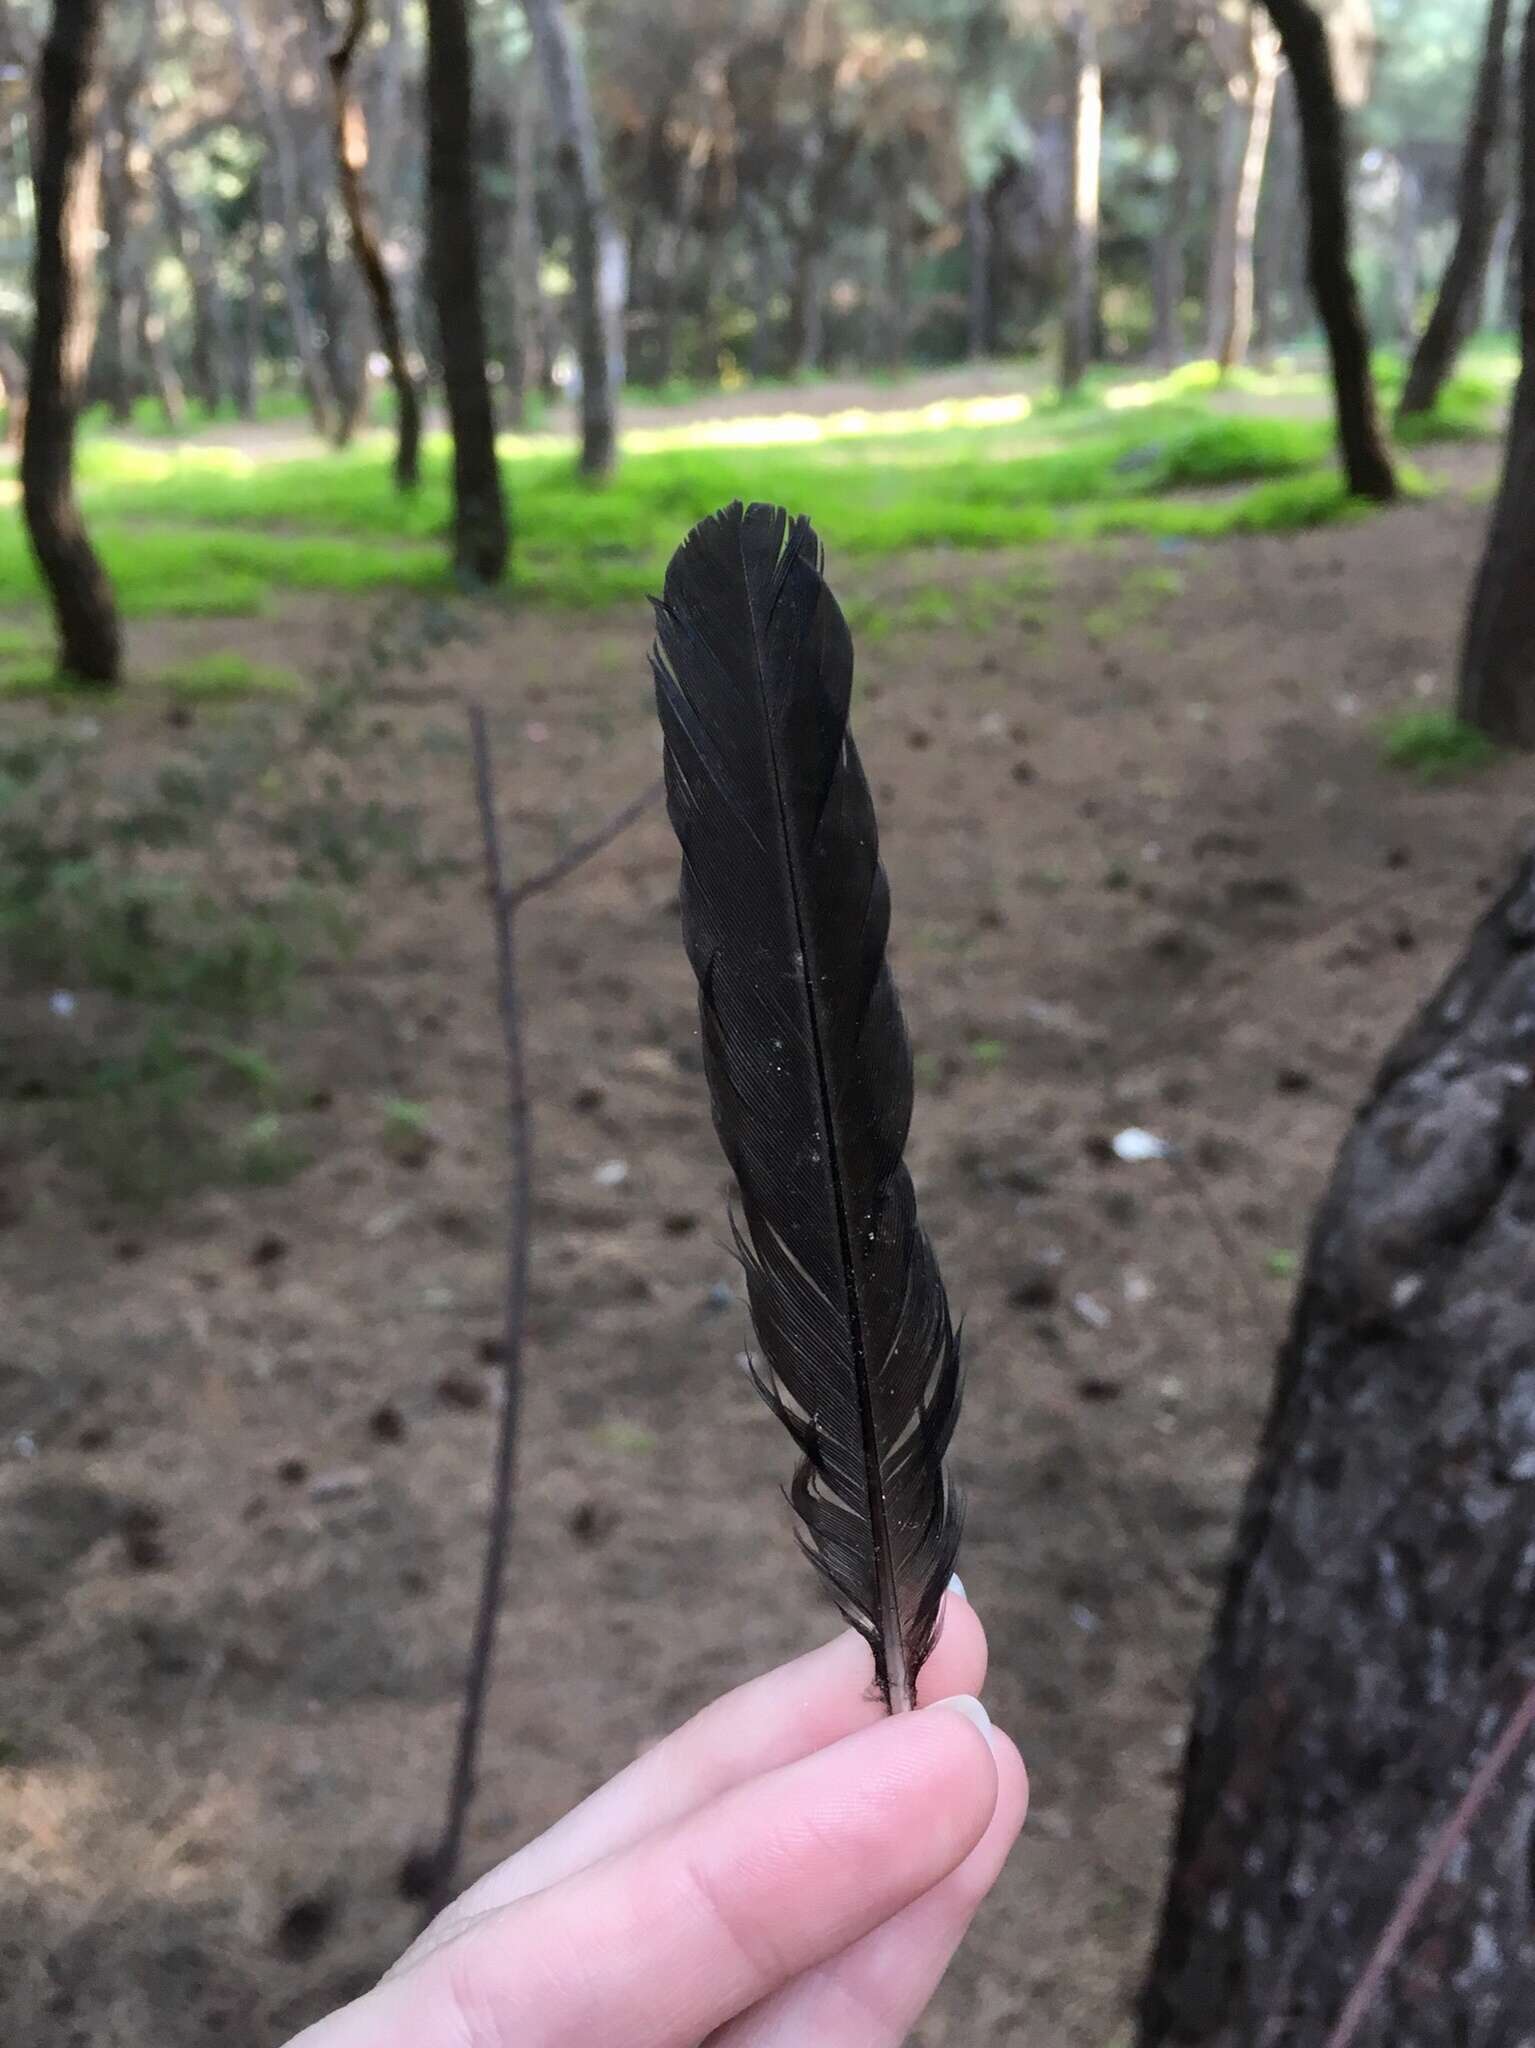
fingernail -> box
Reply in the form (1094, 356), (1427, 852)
(930, 1693), (991, 1739)
(946, 1573), (968, 1601)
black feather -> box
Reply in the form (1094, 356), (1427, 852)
(651, 500), (963, 1712)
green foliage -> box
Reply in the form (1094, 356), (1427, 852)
(1379, 709), (1498, 778)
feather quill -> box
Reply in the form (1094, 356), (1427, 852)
(651, 500), (963, 1712)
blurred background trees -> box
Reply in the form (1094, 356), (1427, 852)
(0, 0), (1514, 437)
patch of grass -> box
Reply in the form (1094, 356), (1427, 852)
(1380, 709), (1497, 779)
(162, 653), (305, 698)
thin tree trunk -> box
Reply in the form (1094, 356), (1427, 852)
(652, 82), (713, 389)
(319, 0), (422, 486)
(966, 184), (993, 358)
(504, 55), (540, 425)
(1400, 0), (1513, 418)
(1485, 198), (1516, 328)
(1255, 72), (1301, 352)
(1458, 0), (1535, 747)
(23, 0), (121, 686)
(1059, 7), (1101, 393)
(224, 0), (339, 438)
(156, 160), (228, 412)
(141, 297), (187, 430)
(95, 126), (135, 421)
(310, 196), (368, 443)
(1395, 158), (1421, 344)
(785, 233), (825, 376)
(1264, 0), (1397, 498)
(1212, 25), (1282, 369)
(1139, 845), (1535, 2044)
(425, 0), (509, 583)
(1152, 93), (1189, 367)
(523, 0), (617, 477)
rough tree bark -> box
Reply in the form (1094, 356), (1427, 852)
(23, 0), (121, 686)
(1458, 0), (1535, 747)
(424, 0), (509, 583)
(523, 0), (617, 477)
(1264, 0), (1397, 498)
(1140, 846), (1535, 2045)
(1400, 0), (1513, 420)
(1207, 17), (1284, 371)
(1059, 7), (1101, 393)
(318, 0), (422, 487)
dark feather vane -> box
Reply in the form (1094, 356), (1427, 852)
(651, 500), (963, 1712)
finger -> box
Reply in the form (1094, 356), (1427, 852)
(704, 1728), (1028, 2048)
(343, 1697), (1002, 2048)
(406, 1589), (985, 1963)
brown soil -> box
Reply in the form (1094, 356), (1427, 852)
(3, 445), (1529, 2047)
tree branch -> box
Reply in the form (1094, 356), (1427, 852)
(424, 727), (659, 1920)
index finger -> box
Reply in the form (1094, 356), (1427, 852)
(408, 1590), (986, 1961)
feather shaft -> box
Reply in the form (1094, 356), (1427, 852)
(651, 501), (964, 1711)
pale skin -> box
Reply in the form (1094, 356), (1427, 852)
(286, 1589), (1026, 2048)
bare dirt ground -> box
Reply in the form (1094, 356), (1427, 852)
(2, 442), (1530, 2046)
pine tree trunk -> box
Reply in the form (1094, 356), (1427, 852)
(1400, 0), (1513, 419)
(1264, 0), (1397, 498)
(1459, 3), (1535, 745)
(503, 55), (540, 426)
(1216, 27), (1282, 370)
(321, 0), (422, 487)
(1139, 844), (1535, 2045)
(156, 162), (229, 413)
(1255, 74), (1302, 353)
(424, 0), (509, 583)
(523, 0), (617, 477)
(23, 0), (121, 687)
(1152, 93), (1189, 367)
(224, 0), (339, 439)
(1059, 7), (1101, 393)
(967, 184), (993, 359)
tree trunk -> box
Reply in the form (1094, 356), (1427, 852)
(223, 0), (339, 439)
(1151, 91), (1189, 368)
(95, 125), (136, 421)
(320, 0), (422, 487)
(425, 0), (509, 583)
(967, 183), (993, 359)
(882, 174), (910, 371)
(1264, 0), (1397, 497)
(1458, 3), (1535, 747)
(523, 0), (617, 477)
(784, 232), (825, 376)
(651, 80), (714, 390)
(1400, 0), (1513, 419)
(1139, 846), (1535, 2045)
(1255, 73), (1302, 353)
(1211, 25), (1283, 370)
(140, 297), (187, 430)
(23, 0), (121, 686)
(503, 55), (541, 425)
(1059, 7), (1101, 393)
(156, 160), (229, 413)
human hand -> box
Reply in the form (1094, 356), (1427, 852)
(286, 1589), (1025, 2047)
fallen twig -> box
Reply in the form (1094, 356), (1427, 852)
(423, 715), (655, 1920)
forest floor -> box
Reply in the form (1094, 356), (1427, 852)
(1, 415), (1530, 2046)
